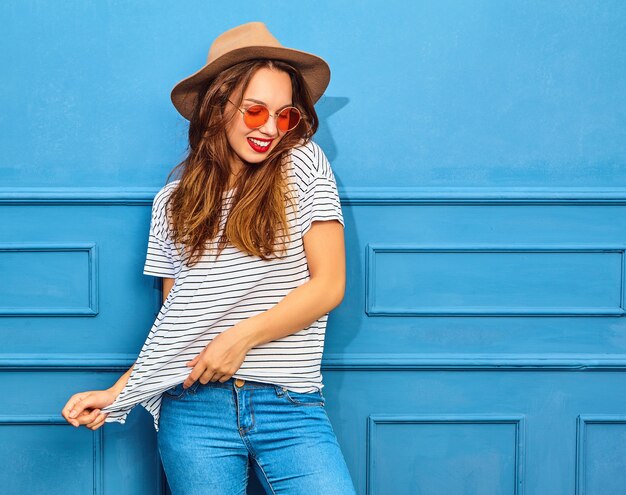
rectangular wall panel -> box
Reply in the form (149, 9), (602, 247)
(0, 243), (98, 316)
(367, 415), (525, 495)
(366, 245), (625, 316)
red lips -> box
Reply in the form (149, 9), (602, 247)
(247, 137), (272, 152)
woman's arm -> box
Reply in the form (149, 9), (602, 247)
(108, 362), (135, 396)
(241, 220), (346, 348)
(162, 277), (175, 303)
(182, 220), (345, 387)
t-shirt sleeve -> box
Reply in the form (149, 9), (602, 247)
(143, 186), (178, 278)
(299, 145), (345, 237)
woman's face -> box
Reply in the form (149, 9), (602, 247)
(225, 67), (294, 174)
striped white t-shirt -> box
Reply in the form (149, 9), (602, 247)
(101, 139), (344, 432)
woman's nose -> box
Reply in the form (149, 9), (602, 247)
(259, 114), (279, 137)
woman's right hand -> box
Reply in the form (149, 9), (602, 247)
(61, 389), (117, 430)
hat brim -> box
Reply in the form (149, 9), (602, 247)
(170, 46), (331, 121)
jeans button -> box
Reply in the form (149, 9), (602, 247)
(235, 378), (245, 388)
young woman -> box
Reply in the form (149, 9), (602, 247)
(61, 22), (356, 494)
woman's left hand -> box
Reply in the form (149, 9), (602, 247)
(183, 320), (256, 388)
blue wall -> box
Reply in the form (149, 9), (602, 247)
(1, 1), (626, 494)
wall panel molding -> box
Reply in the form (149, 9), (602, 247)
(2, 353), (626, 371)
(366, 244), (626, 317)
(340, 187), (626, 205)
(0, 243), (98, 316)
(367, 414), (525, 495)
(0, 415), (103, 494)
(3, 186), (626, 205)
(576, 415), (626, 495)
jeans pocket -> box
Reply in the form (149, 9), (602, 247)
(162, 382), (189, 400)
(283, 388), (325, 407)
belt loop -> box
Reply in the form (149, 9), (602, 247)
(274, 385), (285, 397)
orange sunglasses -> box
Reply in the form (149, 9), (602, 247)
(228, 99), (301, 132)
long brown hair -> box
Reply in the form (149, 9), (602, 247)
(164, 59), (320, 266)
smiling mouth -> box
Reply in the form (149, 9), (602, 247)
(247, 137), (272, 152)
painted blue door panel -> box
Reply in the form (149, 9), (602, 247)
(320, 370), (626, 495)
(0, 370), (163, 494)
(2, 201), (626, 356)
(0, 203), (160, 354)
(2, 369), (625, 494)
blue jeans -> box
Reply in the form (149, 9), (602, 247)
(157, 377), (357, 495)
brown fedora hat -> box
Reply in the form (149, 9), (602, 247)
(170, 22), (331, 121)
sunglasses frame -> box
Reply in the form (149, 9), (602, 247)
(227, 98), (302, 132)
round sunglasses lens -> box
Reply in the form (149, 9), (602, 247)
(243, 105), (269, 129)
(242, 105), (301, 131)
(278, 107), (301, 131)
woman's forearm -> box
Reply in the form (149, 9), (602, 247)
(241, 277), (343, 349)
(108, 361), (136, 396)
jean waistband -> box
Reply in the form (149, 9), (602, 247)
(196, 377), (283, 391)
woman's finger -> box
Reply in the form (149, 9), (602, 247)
(68, 394), (96, 420)
(62, 393), (85, 422)
(87, 413), (105, 429)
(75, 409), (99, 426)
(85, 409), (101, 425)
(87, 418), (104, 430)
(186, 355), (200, 367)
(86, 413), (100, 428)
